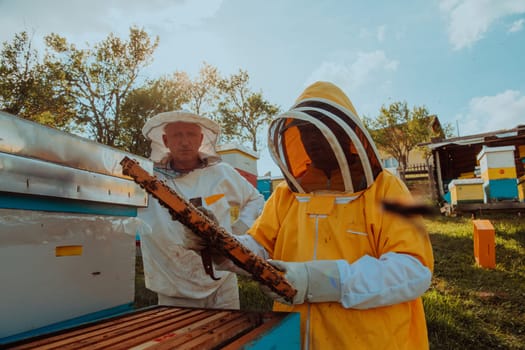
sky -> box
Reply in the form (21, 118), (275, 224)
(1, 0), (524, 176)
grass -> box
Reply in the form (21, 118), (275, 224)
(134, 212), (525, 349)
(133, 252), (157, 308)
(424, 213), (525, 349)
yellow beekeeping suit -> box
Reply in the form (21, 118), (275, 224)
(249, 81), (434, 349)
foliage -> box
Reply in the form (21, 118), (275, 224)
(363, 102), (450, 177)
(1, 30), (279, 154)
(0, 31), (76, 130)
(120, 76), (188, 157)
(133, 254), (157, 308)
(417, 120), (455, 162)
(119, 62), (222, 156)
(119, 65), (279, 154)
(217, 69), (279, 152)
(237, 275), (273, 311)
(181, 62), (221, 117)
(44, 26), (159, 147)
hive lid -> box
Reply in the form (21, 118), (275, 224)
(476, 145), (516, 161)
(448, 178), (484, 188)
(0, 111), (153, 179)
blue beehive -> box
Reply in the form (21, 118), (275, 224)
(476, 145), (518, 202)
(257, 177), (272, 200)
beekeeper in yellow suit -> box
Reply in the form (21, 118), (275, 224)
(183, 81), (434, 349)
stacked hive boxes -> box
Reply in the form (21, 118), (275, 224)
(217, 143), (259, 187)
(216, 143), (259, 222)
(476, 145), (518, 203)
(0, 112), (152, 343)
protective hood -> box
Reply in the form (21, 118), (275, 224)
(142, 110), (221, 165)
(268, 81), (383, 193)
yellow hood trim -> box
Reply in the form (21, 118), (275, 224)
(295, 81), (359, 118)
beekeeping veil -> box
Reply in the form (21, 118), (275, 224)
(268, 81), (383, 193)
(142, 110), (221, 165)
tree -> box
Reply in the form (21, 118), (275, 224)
(118, 62), (221, 156)
(217, 70), (279, 152)
(363, 101), (449, 178)
(0, 31), (76, 130)
(417, 118), (454, 165)
(120, 76), (189, 157)
(182, 62), (220, 117)
(44, 26), (159, 147)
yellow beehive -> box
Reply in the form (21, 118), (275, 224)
(477, 145), (517, 181)
(519, 145), (525, 158)
(217, 143), (259, 189)
(519, 175), (525, 202)
(480, 167), (518, 181)
(473, 219), (496, 269)
(458, 171), (475, 179)
(448, 179), (484, 205)
(519, 145), (525, 173)
(271, 177), (285, 191)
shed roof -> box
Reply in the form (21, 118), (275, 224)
(421, 124), (525, 150)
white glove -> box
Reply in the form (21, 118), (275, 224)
(180, 206), (218, 251)
(197, 206), (219, 225)
(264, 260), (343, 305)
(212, 234), (269, 277)
(231, 219), (250, 235)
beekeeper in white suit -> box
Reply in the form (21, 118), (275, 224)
(138, 110), (264, 309)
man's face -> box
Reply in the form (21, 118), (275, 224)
(162, 122), (203, 165)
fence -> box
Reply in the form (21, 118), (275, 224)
(401, 163), (429, 175)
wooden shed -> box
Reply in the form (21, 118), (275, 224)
(422, 124), (525, 212)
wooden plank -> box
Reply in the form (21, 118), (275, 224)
(151, 312), (260, 350)
(456, 201), (525, 213)
(84, 309), (213, 350)
(8, 307), (183, 349)
(6, 307), (289, 350)
(25, 309), (206, 350)
(113, 310), (237, 350)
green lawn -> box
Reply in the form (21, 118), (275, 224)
(134, 212), (525, 349)
(424, 213), (525, 349)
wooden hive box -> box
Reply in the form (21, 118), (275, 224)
(448, 178), (484, 205)
(2, 306), (300, 350)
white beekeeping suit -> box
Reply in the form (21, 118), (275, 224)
(138, 110), (264, 309)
